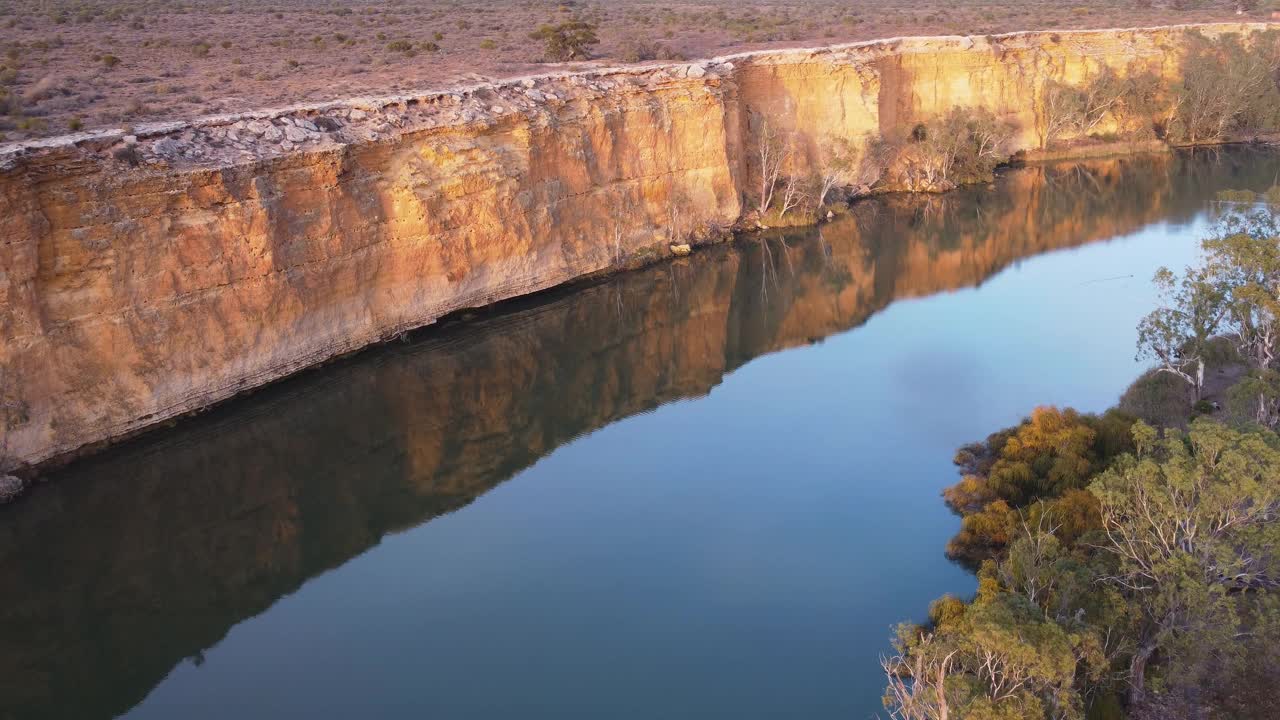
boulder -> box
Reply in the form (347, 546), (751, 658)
(152, 138), (181, 157)
(0, 474), (25, 504)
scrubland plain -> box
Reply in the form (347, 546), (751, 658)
(0, 0), (1257, 140)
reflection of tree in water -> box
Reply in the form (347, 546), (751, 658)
(2, 148), (1280, 720)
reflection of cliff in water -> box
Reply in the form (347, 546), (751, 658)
(2, 148), (1278, 720)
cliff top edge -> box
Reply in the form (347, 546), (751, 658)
(0, 22), (1271, 173)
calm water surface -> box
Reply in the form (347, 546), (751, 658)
(4, 149), (1280, 720)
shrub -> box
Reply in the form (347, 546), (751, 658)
(886, 107), (1014, 190)
(617, 38), (683, 62)
(0, 88), (15, 115)
(944, 406), (1136, 511)
(479, 39), (496, 50)
(529, 19), (599, 61)
(942, 408), (1134, 565)
(1218, 189), (1258, 203)
(1120, 367), (1194, 428)
(946, 499), (1014, 565)
(937, 108), (1012, 180)
(100, 54), (121, 69)
(16, 116), (47, 132)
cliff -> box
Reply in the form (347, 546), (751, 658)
(0, 23), (1271, 473)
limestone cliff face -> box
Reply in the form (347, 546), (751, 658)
(0, 23), (1269, 472)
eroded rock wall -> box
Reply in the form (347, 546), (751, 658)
(0, 23), (1269, 471)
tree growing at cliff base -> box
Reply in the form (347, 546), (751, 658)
(897, 107), (1013, 190)
(1038, 64), (1166, 148)
(1168, 32), (1280, 144)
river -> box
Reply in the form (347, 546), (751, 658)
(3, 147), (1278, 720)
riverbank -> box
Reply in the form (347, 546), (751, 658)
(1, 22), (1275, 483)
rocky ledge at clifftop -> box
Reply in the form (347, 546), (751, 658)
(0, 23), (1272, 480)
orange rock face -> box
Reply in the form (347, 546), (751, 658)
(0, 23), (1269, 472)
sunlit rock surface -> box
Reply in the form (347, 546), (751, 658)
(0, 23), (1269, 470)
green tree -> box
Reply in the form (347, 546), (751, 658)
(529, 19), (599, 61)
(882, 594), (1105, 720)
(1089, 420), (1280, 701)
(1135, 265), (1227, 401)
(1202, 205), (1280, 425)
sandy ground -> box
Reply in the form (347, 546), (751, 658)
(0, 0), (1256, 141)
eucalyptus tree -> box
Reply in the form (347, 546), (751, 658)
(1089, 420), (1280, 701)
(1203, 205), (1280, 425)
(1135, 265), (1227, 402)
(1138, 201), (1280, 421)
(882, 593), (1105, 720)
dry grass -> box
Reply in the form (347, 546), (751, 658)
(0, 0), (1256, 141)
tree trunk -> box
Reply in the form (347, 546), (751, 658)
(1129, 642), (1156, 706)
(936, 662), (950, 720)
